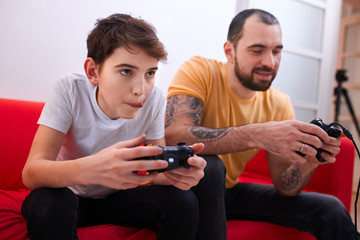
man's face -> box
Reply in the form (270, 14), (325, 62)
(233, 16), (283, 91)
(94, 47), (158, 119)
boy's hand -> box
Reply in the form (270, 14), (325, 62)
(162, 143), (207, 190)
(83, 135), (168, 190)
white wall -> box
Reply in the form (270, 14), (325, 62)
(0, 0), (235, 102)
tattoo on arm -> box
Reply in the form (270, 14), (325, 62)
(165, 94), (233, 142)
(279, 162), (302, 191)
(190, 126), (233, 142)
(165, 95), (203, 128)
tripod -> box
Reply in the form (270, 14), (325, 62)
(334, 69), (360, 139)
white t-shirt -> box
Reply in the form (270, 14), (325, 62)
(38, 73), (166, 198)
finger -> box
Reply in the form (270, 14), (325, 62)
(122, 145), (163, 160)
(299, 122), (330, 143)
(188, 143), (205, 155)
(187, 155), (207, 169)
(111, 134), (147, 149)
(164, 172), (193, 189)
(131, 159), (168, 172)
(297, 143), (317, 157)
(319, 151), (336, 163)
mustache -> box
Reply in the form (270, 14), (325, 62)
(253, 66), (275, 74)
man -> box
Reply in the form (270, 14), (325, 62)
(166, 9), (359, 239)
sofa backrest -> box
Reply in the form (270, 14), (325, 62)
(240, 137), (355, 212)
(0, 98), (356, 212)
(0, 98), (44, 190)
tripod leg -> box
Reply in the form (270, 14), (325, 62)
(341, 88), (360, 139)
(334, 86), (342, 122)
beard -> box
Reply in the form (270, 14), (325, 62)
(234, 56), (276, 91)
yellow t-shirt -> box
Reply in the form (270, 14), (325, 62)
(167, 56), (295, 188)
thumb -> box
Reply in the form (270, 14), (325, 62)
(189, 143), (205, 155)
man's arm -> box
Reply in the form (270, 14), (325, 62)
(166, 94), (256, 154)
(166, 94), (331, 161)
(267, 135), (341, 196)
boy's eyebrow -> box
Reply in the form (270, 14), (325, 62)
(248, 44), (283, 49)
(114, 63), (138, 69)
(114, 63), (158, 71)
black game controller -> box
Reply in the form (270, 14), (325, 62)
(296, 118), (341, 162)
(134, 142), (194, 172)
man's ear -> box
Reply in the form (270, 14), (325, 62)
(84, 58), (99, 85)
(224, 41), (235, 64)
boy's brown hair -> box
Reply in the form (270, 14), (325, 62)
(87, 13), (167, 70)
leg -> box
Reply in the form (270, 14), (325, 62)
(21, 187), (79, 240)
(191, 155), (227, 240)
(78, 185), (199, 240)
(225, 182), (359, 240)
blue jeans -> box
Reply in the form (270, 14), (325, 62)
(225, 182), (360, 240)
(21, 156), (227, 240)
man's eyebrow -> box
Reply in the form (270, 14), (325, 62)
(248, 44), (283, 49)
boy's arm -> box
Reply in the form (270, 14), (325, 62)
(22, 125), (168, 191)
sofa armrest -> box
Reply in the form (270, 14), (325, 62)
(0, 98), (44, 190)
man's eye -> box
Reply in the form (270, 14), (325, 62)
(146, 71), (156, 78)
(252, 50), (262, 54)
(120, 70), (131, 76)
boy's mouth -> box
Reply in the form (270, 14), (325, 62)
(128, 102), (143, 108)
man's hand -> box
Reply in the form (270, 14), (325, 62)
(250, 120), (336, 162)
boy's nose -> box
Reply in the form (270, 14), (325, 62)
(133, 79), (145, 96)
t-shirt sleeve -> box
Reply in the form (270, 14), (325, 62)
(37, 75), (74, 134)
(167, 56), (211, 104)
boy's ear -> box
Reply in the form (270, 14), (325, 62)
(224, 41), (235, 64)
(84, 58), (99, 85)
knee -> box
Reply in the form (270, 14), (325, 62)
(162, 188), (199, 221)
(22, 187), (78, 221)
(307, 193), (349, 222)
(320, 194), (348, 217)
(201, 155), (226, 182)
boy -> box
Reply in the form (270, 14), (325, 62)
(21, 14), (209, 240)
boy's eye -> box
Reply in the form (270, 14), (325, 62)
(120, 69), (131, 76)
(146, 71), (156, 78)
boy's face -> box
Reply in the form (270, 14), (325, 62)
(93, 47), (158, 119)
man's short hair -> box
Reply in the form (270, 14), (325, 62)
(227, 9), (279, 48)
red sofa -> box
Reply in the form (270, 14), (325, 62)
(0, 98), (355, 240)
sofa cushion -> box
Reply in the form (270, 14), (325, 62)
(0, 189), (157, 240)
(0, 189), (29, 240)
(227, 220), (315, 240)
